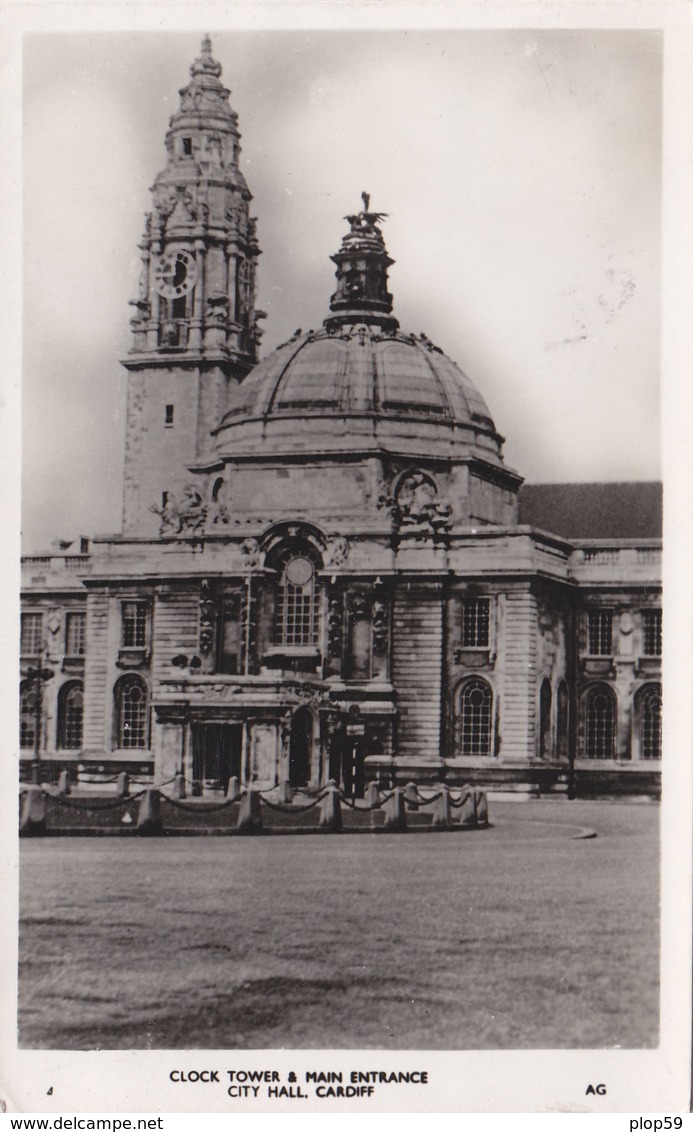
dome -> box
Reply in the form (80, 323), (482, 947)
(214, 199), (505, 467)
(214, 325), (504, 463)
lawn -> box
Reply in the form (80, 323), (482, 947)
(17, 800), (659, 1050)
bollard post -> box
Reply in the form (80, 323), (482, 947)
(403, 781), (419, 810)
(475, 789), (489, 826)
(236, 788), (262, 834)
(367, 781), (381, 830)
(117, 771), (130, 799)
(318, 780), (342, 833)
(58, 770), (71, 796)
(226, 776), (240, 803)
(19, 785), (47, 836)
(136, 788), (163, 835)
(382, 786), (407, 832)
(431, 784), (451, 830)
(278, 779), (292, 804)
(457, 784), (476, 825)
(169, 772), (183, 800)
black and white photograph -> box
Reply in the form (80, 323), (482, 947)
(3, 0), (692, 1117)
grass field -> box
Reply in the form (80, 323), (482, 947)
(18, 800), (659, 1050)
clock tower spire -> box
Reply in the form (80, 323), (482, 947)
(122, 36), (263, 534)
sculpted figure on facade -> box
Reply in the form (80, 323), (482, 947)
(324, 535), (349, 568)
(393, 471), (453, 533)
(150, 484), (208, 536)
(241, 538), (262, 570)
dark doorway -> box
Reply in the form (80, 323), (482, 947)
(192, 724), (242, 794)
(289, 707), (312, 787)
(328, 728), (365, 798)
(342, 737), (366, 799)
(539, 679), (552, 759)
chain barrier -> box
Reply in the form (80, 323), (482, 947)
(337, 793), (373, 811)
(449, 791), (473, 810)
(411, 788), (438, 807)
(45, 790), (146, 812)
(159, 794), (238, 813)
(259, 793), (324, 814)
(130, 774), (176, 787)
(376, 788), (396, 807)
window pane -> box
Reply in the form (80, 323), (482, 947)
(640, 684), (661, 760)
(66, 612), (86, 656)
(642, 610), (662, 657)
(585, 685), (616, 758)
(61, 684), (83, 748)
(458, 679), (492, 756)
(588, 610), (612, 655)
(122, 602), (147, 648)
(119, 679), (148, 748)
(19, 684), (36, 749)
(461, 599), (490, 648)
(275, 559), (319, 646)
(21, 613), (43, 655)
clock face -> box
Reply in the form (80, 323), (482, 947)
(153, 250), (198, 299)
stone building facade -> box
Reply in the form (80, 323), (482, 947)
(20, 40), (662, 797)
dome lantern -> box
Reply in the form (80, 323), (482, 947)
(324, 193), (399, 333)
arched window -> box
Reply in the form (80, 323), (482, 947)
(274, 555), (320, 647)
(114, 676), (149, 749)
(539, 679), (552, 759)
(637, 683), (662, 760)
(583, 684), (617, 760)
(457, 678), (493, 757)
(19, 681), (36, 749)
(58, 681), (83, 749)
(556, 680), (570, 761)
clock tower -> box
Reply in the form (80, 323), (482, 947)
(122, 36), (262, 534)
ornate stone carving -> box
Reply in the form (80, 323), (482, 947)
(327, 585), (344, 661)
(348, 592), (370, 618)
(241, 538), (261, 570)
(207, 293), (229, 324)
(199, 579), (216, 654)
(207, 499), (231, 526)
(390, 470), (453, 534)
(150, 484), (207, 536)
(372, 598), (388, 655)
(324, 535), (349, 567)
(150, 484), (232, 537)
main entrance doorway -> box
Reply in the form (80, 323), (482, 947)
(328, 729), (366, 799)
(288, 708), (312, 788)
(192, 724), (242, 794)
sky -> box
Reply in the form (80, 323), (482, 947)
(21, 25), (663, 551)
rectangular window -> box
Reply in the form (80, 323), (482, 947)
(182, 137), (192, 156)
(587, 609), (613, 656)
(165, 404), (174, 426)
(461, 599), (490, 648)
(65, 612), (86, 657)
(275, 584), (319, 646)
(121, 601), (148, 649)
(21, 612), (43, 656)
(642, 609), (662, 657)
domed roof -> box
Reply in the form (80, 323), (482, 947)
(214, 201), (505, 466)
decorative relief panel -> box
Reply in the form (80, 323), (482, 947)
(150, 483), (230, 537)
(377, 468), (452, 538)
(198, 579), (216, 654)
